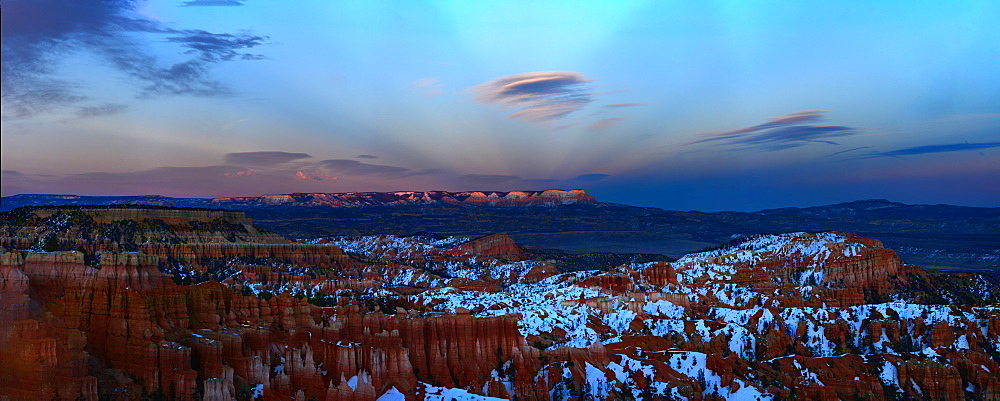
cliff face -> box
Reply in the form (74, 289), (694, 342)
(208, 189), (597, 208)
(0, 190), (599, 210)
(1, 206), (997, 401)
(0, 206), (288, 252)
(0, 250), (539, 401)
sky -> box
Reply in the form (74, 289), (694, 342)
(2, 0), (999, 211)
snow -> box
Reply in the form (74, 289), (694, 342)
(727, 382), (772, 401)
(415, 276), (616, 347)
(423, 383), (508, 401)
(603, 309), (638, 334)
(879, 361), (899, 388)
(956, 334), (969, 350)
(795, 360), (824, 386)
(665, 352), (772, 400)
(644, 300), (686, 318)
(376, 387), (406, 401)
(584, 362), (613, 400)
(143, 231), (997, 400)
(251, 384), (264, 399)
(921, 347), (940, 358)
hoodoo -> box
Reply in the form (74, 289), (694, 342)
(1, 206), (997, 400)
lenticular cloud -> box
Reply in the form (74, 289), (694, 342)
(471, 71), (593, 122)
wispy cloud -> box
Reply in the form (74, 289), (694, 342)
(412, 77), (443, 97)
(855, 142), (1000, 159)
(73, 103), (127, 119)
(459, 174), (522, 185)
(827, 146), (872, 157)
(225, 151), (311, 166)
(588, 117), (628, 130)
(355, 154), (379, 159)
(224, 169), (257, 177)
(567, 173), (610, 182)
(691, 110), (856, 151)
(320, 159), (411, 177)
(221, 119), (249, 130)
(1, 0), (268, 118)
(107, 27), (268, 97)
(295, 171), (337, 181)
(603, 103), (647, 108)
(471, 71), (594, 122)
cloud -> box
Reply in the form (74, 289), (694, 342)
(453, 174), (573, 190)
(224, 169), (257, 177)
(856, 142), (1000, 159)
(2, 165), (260, 197)
(521, 178), (560, 185)
(459, 174), (522, 185)
(603, 103), (648, 108)
(225, 151), (311, 166)
(567, 173), (610, 182)
(355, 154), (379, 159)
(1, 0), (268, 118)
(690, 110), (856, 151)
(471, 71), (594, 122)
(827, 146), (872, 157)
(73, 103), (127, 118)
(163, 30), (267, 63)
(104, 28), (268, 97)
(411, 169), (446, 176)
(182, 0), (246, 6)
(412, 77), (443, 97)
(1, 47), (87, 119)
(221, 119), (248, 130)
(320, 159), (411, 177)
(588, 117), (628, 130)
(295, 171), (337, 181)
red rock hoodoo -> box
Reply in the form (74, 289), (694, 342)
(1, 208), (997, 401)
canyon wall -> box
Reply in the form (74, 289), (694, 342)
(1, 207), (997, 401)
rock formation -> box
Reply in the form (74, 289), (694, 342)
(1, 206), (997, 401)
(209, 190), (597, 208)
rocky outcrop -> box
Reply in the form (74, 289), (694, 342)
(450, 233), (527, 260)
(0, 190), (599, 211)
(2, 206), (997, 401)
(209, 190), (597, 208)
(29, 207), (253, 225)
(0, 206), (288, 253)
(0, 249), (544, 401)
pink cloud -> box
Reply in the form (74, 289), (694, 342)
(224, 169), (257, 177)
(471, 71), (594, 123)
(588, 117), (629, 130)
(295, 171), (337, 181)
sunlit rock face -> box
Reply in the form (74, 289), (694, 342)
(208, 189), (598, 208)
(1, 206), (997, 401)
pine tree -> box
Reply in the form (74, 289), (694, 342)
(43, 236), (61, 252)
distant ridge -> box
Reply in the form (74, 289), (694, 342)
(0, 189), (597, 211)
(2, 193), (997, 272)
(755, 198), (1000, 220)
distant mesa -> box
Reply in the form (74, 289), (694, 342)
(209, 189), (597, 207)
(0, 189), (598, 210)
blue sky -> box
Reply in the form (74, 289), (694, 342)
(2, 0), (998, 210)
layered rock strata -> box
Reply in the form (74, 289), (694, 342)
(1, 206), (997, 401)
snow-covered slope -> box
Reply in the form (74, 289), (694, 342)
(3, 211), (998, 401)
